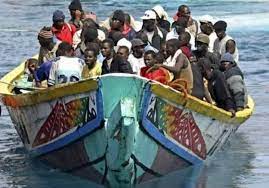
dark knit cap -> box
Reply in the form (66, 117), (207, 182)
(69, 0), (83, 11)
(213, 20), (227, 31)
(38, 27), (53, 39)
(53, 10), (65, 22)
(112, 10), (125, 23)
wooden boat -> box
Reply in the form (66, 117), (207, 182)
(0, 61), (254, 187)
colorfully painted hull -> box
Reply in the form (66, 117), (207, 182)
(0, 65), (254, 187)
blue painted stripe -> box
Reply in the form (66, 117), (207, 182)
(141, 88), (203, 165)
(32, 88), (104, 156)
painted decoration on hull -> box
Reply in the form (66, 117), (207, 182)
(33, 92), (98, 147)
(142, 92), (206, 161)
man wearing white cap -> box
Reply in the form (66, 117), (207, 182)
(199, 15), (217, 53)
(138, 10), (167, 51)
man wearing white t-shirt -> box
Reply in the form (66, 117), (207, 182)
(48, 42), (84, 86)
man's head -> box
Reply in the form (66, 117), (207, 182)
(141, 10), (157, 32)
(83, 27), (98, 44)
(25, 58), (38, 73)
(166, 39), (180, 57)
(84, 44), (99, 68)
(111, 10), (125, 31)
(52, 10), (65, 29)
(38, 26), (54, 50)
(179, 31), (191, 47)
(68, 0), (83, 19)
(101, 39), (114, 58)
(117, 46), (130, 61)
(195, 33), (209, 53)
(220, 52), (235, 71)
(131, 38), (146, 58)
(214, 20), (227, 40)
(172, 17), (188, 35)
(178, 5), (191, 19)
(56, 42), (74, 57)
(144, 50), (157, 67)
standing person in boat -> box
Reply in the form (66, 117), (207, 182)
(101, 39), (133, 74)
(51, 10), (76, 45)
(82, 44), (102, 78)
(202, 60), (235, 115)
(156, 39), (193, 93)
(48, 42), (84, 86)
(219, 53), (248, 111)
(138, 9), (167, 51)
(151, 5), (171, 32)
(199, 16), (217, 53)
(128, 38), (146, 75)
(173, 5), (199, 38)
(37, 27), (59, 66)
(68, 0), (84, 30)
(213, 20), (239, 63)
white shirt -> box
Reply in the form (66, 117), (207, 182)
(208, 32), (218, 53)
(48, 56), (84, 86)
(128, 54), (145, 75)
(166, 28), (196, 50)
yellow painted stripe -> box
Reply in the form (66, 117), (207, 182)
(151, 83), (254, 124)
(1, 79), (98, 107)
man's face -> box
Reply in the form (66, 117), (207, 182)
(166, 43), (176, 57)
(195, 41), (208, 53)
(101, 42), (113, 58)
(117, 47), (129, 60)
(132, 45), (145, 58)
(54, 20), (65, 29)
(215, 29), (225, 40)
(180, 7), (191, 18)
(84, 50), (97, 66)
(143, 19), (155, 32)
(144, 54), (155, 67)
(111, 18), (123, 31)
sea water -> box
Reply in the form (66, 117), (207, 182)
(0, 0), (269, 187)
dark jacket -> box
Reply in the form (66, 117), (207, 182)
(223, 63), (247, 109)
(138, 26), (167, 51)
(190, 60), (205, 100)
(208, 70), (235, 110)
(101, 56), (133, 75)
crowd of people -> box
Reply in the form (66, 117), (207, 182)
(20, 0), (248, 114)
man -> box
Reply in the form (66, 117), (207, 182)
(158, 39), (193, 93)
(37, 26), (58, 66)
(48, 42), (84, 86)
(82, 45), (102, 78)
(199, 15), (217, 53)
(68, 0), (83, 29)
(128, 38), (146, 75)
(51, 10), (76, 45)
(174, 5), (198, 38)
(219, 53), (248, 111)
(101, 39), (133, 74)
(166, 17), (195, 50)
(202, 60), (235, 115)
(138, 10), (167, 51)
(151, 5), (171, 32)
(123, 13), (136, 41)
(213, 20), (239, 63)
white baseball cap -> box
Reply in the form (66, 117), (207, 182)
(116, 38), (132, 52)
(141, 10), (156, 20)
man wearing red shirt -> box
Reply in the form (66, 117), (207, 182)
(51, 10), (76, 45)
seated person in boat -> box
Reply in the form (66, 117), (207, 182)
(48, 42), (84, 86)
(37, 27), (59, 66)
(158, 39), (193, 94)
(101, 39), (133, 74)
(68, 0), (84, 30)
(51, 10), (76, 45)
(151, 5), (171, 32)
(82, 44), (102, 78)
(140, 50), (172, 84)
(128, 38), (146, 75)
(202, 60), (235, 114)
(219, 53), (248, 111)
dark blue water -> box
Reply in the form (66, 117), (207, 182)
(0, 0), (269, 187)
